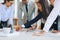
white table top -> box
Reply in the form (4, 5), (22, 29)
(0, 29), (60, 40)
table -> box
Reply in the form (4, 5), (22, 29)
(0, 31), (60, 40)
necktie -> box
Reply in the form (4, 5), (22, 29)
(25, 4), (28, 13)
(25, 4), (28, 22)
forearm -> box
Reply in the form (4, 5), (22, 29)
(8, 18), (13, 26)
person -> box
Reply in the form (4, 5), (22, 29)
(49, 0), (58, 33)
(16, 0), (49, 31)
(18, 0), (36, 24)
(34, 0), (60, 36)
(0, 12), (1, 28)
(36, 0), (50, 30)
(43, 0), (60, 33)
(18, 0), (37, 30)
(40, 0), (58, 33)
(0, 0), (14, 28)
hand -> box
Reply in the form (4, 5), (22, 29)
(52, 30), (59, 33)
(32, 31), (46, 36)
(14, 25), (22, 31)
(36, 25), (41, 30)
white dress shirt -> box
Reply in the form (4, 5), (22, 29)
(0, 4), (14, 25)
(43, 0), (60, 32)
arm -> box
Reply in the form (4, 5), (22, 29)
(43, 6), (60, 32)
(0, 4), (2, 21)
(8, 5), (14, 26)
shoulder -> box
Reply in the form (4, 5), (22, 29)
(29, 2), (35, 7)
(19, 2), (22, 6)
(0, 4), (2, 6)
(0, 4), (4, 7)
(29, 1), (35, 5)
(0, 4), (4, 11)
(18, 2), (23, 9)
(0, 4), (4, 9)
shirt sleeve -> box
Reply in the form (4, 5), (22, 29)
(43, 6), (60, 32)
(0, 5), (2, 21)
(10, 5), (14, 18)
(8, 5), (14, 25)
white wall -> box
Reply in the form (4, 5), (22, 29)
(0, 0), (4, 3)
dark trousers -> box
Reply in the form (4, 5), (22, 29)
(41, 23), (44, 30)
(0, 20), (8, 28)
(0, 21), (2, 28)
(41, 5), (58, 30)
(41, 17), (58, 30)
(50, 17), (58, 30)
(24, 13), (43, 28)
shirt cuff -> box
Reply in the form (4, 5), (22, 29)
(21, 25), (25, 28)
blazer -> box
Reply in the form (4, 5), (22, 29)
(18, 1), (36, 25)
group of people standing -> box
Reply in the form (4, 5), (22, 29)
(17, 0), (60, 35)
(0, 0), (60, 36)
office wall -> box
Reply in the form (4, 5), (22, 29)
(0, 0), (4, 3)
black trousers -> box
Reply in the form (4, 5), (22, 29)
(50, 17), (58, 30)
(0, 21), (2, 28)
(41, 23), (44, 30)
(0, 20), (8, 28)
(41, 17), (58, 30)
(24, 13), (43, 28)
